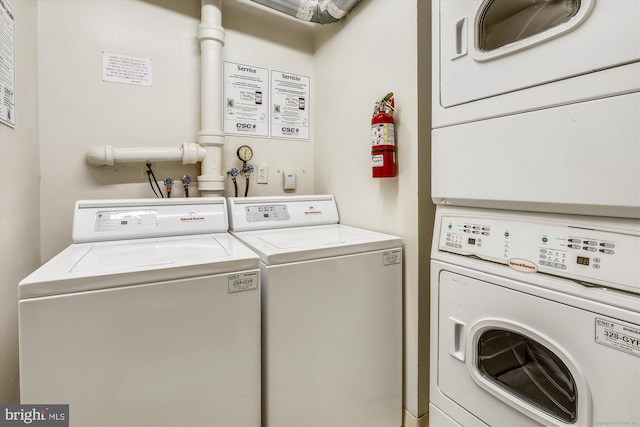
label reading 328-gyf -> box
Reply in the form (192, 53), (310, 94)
(228, 272), (258, 294)
(595, 318), (640, 358)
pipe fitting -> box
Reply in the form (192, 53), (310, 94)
(198, 23), (226, 45)
(197, 130), (225, 146)
(182, 142), (208, 164)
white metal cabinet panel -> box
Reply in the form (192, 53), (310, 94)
(262, 251), (402, 427)
(19, 272), (261, 427)
(432, 93), (640, 218)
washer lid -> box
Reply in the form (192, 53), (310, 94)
(232, 224), (402, 265)
(19, 233), (259, 299)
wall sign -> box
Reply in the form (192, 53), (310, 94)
(223, 61), (269, 137)
(0, 0), (15, 128)
(270, 70), (309, 140)
(102, 52), (152, 87)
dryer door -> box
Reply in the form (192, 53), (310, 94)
(436, 270), (640, 427)
(438, 0), (640, 108)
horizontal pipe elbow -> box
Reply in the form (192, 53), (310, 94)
(86, 146), (114, 166)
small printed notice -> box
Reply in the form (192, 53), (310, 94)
(102, 52), (152, 86)
(223, 62), (269, 137)
(383, 250), (402, 266)
(595, 318), (640, 358)
(228, 271), (259, 294)
(0, 0), (16, 128)
(270, 70), (309, 140)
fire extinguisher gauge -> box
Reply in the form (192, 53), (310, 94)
(237, 145), (253, 162)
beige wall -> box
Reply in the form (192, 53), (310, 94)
(0, 0), (40, 404)
(313, 0), (432, 419)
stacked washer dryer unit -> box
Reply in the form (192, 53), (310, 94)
(227, 195), (403, 427)
(430, 1), (640, 426)
(19, 198), (261, 427)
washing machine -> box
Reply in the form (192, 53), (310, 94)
(430, 205), (640, 427)
(19, 198), (261, 427)
(431, 0), (640, 218)
(227, 195), (403, 427)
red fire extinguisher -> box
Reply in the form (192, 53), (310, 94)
(371, 92), (396, 178)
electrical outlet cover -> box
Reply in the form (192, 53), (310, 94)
(283, 170), (296, 190)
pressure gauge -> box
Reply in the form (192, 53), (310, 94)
(237, 145), (253, 162)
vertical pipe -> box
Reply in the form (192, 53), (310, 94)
(197, 0), (226, 196)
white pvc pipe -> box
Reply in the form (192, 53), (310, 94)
(86, 1), (227, 197)
(86, 143), (206, 166)
(197, 0), (226, 197)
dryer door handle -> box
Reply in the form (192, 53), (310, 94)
(448, 317), (466, 362)
(451, 17), (468, 60)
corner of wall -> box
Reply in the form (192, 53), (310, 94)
(0, 0), (41, 404)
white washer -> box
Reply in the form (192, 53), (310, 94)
(227, 195), (403, 427)
(430, 205), (640, 427)
(19, 198), (261, 427)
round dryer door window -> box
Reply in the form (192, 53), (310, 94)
(477, 0), (583, 52)
(477, 329), (578, 423)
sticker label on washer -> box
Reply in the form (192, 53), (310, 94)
(228, 271), (259, 293)
(595, 318), (640, 358)
(383, 250), (401, 266)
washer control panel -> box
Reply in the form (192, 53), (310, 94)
(73, 198), (228, 242)
(439, 214), (639, 294)
(245, 205), (290, 222)
(94, 210), (158, 232)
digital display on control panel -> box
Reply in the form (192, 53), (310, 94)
(577, 256), (590, 266)
(468, 238), (476, 245)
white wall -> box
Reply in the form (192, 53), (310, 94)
(38, 0), (202, 260)
(38, 0), (316, 261)
(222, 0), (316, 198)
(0, 0), (40, 404)
(313, 0), (431, 419)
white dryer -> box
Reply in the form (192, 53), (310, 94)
(19, 198), (261, 427)
(430, 205), (640, 427)
(227, 195), (403, 427)
(431, 0), (640, 218)
(433, 0), (640, 126)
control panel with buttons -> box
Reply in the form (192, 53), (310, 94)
(73, 198), (229, 243)
(438, 212), (640, 294)
(245, 205), (290, 222)
(95, 210), (158, 232)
